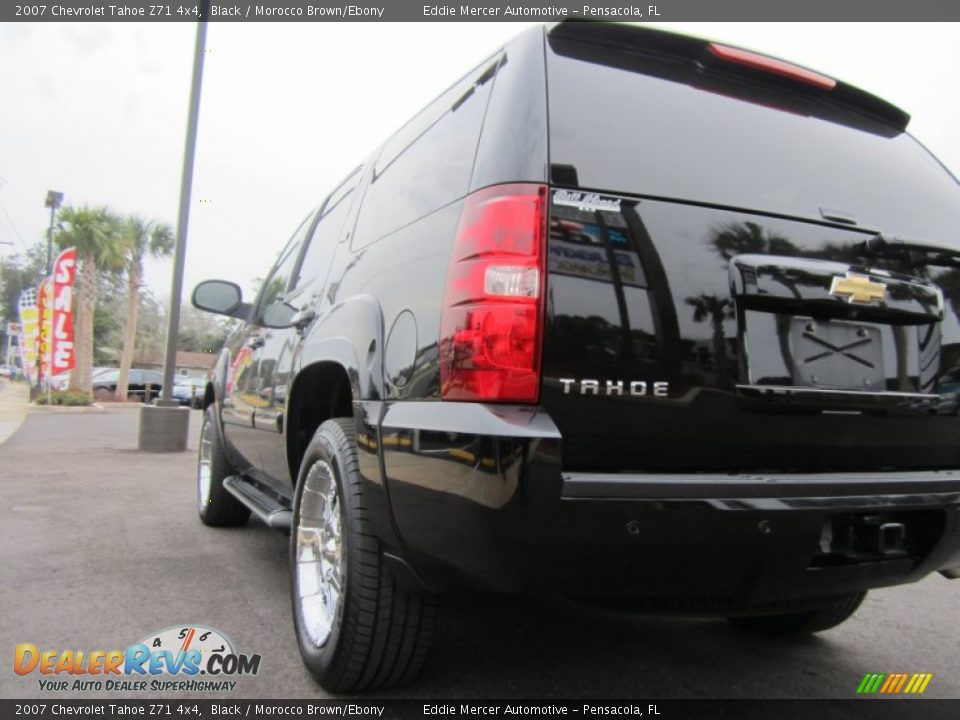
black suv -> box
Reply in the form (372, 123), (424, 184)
(93, 368), (164, 402)
(192, 21), (960, 691)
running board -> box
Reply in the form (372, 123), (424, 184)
(223, 475), (293, 529)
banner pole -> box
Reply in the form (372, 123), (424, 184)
(45, 280), (52, 406)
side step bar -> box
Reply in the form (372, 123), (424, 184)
(223, 475), (293, 529)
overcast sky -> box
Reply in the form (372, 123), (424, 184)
(1, 22), (959, 302)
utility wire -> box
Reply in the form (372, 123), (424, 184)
(0, 196), (29, 253)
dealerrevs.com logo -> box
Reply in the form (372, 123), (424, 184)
(14, 625), (261, 693)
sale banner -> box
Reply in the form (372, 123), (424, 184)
(17, 287), (39, 385)
(51, 247), (77, 375)
(36, 277), (53, 382)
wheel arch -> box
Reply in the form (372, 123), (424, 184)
(202, 347), (232, 411)
(286, 359), (355, 486)
(288, 294), (386, 483)
(202, 382), (216, 410)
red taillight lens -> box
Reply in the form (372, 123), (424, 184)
(440, 183), (548, 403)
(706, 43), (836, 91)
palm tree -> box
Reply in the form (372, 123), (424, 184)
(115, 217), (174, 400)
(55, 206), (130, 399)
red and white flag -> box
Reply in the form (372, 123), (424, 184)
(50, 247), (77, 376)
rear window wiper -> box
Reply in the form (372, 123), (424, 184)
(855, 233), (960, 269)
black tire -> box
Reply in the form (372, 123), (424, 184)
(197, 406), (250, 527)
(291, 418), (437, 692)
(728, 592), (866, 636)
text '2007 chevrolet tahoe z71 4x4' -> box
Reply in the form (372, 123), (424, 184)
(191, 21), (960, 691)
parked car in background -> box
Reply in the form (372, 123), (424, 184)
(0, 365), (11, 380)
(50, 367), (114, 392)
(171, 377), (207, 408)
(92, 369), (163, 401)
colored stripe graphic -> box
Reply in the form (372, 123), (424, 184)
(881, 673), (907, 693)
(857, 673), (933, 694)
(857, 673), (885, 694)
(910, 674), (933, 694)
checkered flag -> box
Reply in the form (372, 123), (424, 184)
(18, 287), (37, 312)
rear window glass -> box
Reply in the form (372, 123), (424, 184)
(546, 40), (960, 242)
(352, 58), (501, 249)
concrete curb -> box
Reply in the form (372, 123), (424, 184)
(28, 403), (108, 414)
(0, 381), (30, 445)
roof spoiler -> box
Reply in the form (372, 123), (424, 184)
(547, 20), (910, 136)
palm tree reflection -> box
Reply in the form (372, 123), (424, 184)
(685, 293), (734, 387)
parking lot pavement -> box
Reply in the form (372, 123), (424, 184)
(1, 408), (958, 707)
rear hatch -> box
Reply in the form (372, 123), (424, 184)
(541, 21), (960, 473)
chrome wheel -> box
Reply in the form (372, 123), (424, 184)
(295, 459), (344, 648)
(198, 417), (212, 512)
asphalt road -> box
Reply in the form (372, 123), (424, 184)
(1, 408), (957, 708)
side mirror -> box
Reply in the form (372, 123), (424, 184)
(261, 301), (297, 329)
(192, 280), (251, 320)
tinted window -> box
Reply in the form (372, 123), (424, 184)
(294, 170), (361, 290)
(352, 58), (500, 248)
(546, 40), (960, 241)
(257, 212), (316, 315)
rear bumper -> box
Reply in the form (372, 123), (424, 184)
(554, 473), (960, 608)
(367, 401), (960, 607)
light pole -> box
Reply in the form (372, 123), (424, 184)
(139, 5), (208, 452)
(0, 239), (14, 379)
(0, 179), (16, 382)
(42, 191), (63, 403)
(44, 190), (64, 275)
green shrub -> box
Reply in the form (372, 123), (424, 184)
(34, 391), (92, 407)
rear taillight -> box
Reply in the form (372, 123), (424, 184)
(440, 183), (548, 403)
